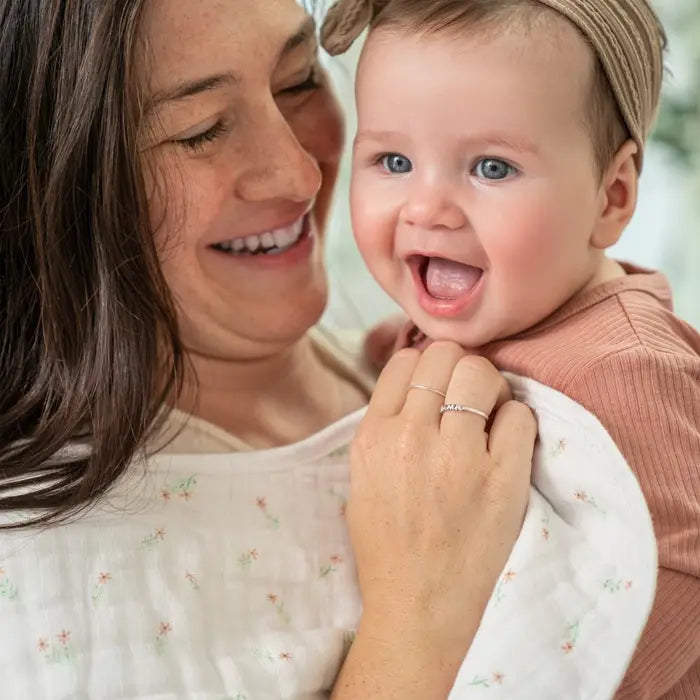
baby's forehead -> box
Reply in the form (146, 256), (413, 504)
(362, 15), (597, 96)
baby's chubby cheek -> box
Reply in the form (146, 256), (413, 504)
(351, 175), (399, 250)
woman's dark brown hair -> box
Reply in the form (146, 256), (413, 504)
(0, 0), (182, 526)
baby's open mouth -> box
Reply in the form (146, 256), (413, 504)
(414, 255), (484, 300)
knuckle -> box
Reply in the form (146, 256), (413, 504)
(423, 340), (464, 358)
(500, 400), (538, 432)
(454, 354), (500, 378)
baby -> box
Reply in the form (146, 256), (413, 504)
(322, 0), (700, 697)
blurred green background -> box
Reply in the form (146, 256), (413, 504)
(318, 0), (700, 330)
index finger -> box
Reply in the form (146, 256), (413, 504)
(364, 348), (420, 418)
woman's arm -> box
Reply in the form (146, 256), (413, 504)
(333, 342), (537, 698)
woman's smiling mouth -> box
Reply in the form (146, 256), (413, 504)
(211, 214), (308, 256)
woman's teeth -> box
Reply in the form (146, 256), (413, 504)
(213, 217), (305, 255)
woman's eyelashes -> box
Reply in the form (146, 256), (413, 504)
(278, 66), (322, 96)
(176, 122), (230, 153)
(172, 67), (322, 154)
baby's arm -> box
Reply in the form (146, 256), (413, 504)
(566, 348), (700, 699)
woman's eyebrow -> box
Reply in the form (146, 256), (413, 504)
(147, 72), (241, 114)
(279, 16), (317, 59)
(146, 16), (316, 115)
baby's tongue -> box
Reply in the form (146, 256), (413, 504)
(424, 257), (482, 299)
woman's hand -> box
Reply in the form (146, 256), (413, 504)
(333, 342), (537, 699)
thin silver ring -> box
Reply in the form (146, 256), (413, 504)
(408, 384), (447, 399)
(440, 403), (490, 421)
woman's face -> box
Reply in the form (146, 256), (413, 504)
(139, 0), (343, 360)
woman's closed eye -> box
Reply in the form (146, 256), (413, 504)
(473, 157), (518, 181)
(278, 66), (322, 96)
(175, 122), (230, 154)
(378, 153), (413, 174)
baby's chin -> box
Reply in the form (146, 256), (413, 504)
(401, 304), (492, 350)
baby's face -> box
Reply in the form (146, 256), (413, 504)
(351, 22), (612, 348)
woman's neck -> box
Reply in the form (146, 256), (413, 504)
(175, 333), (367, 449)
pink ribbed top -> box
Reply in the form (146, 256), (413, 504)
(480, 263), (700, 698)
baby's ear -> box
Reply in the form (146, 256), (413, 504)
(590, 139), (639, 250)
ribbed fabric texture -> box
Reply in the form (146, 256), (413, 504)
(482, 263), (700, 699)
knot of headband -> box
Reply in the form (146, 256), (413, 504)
(320, 0), (666, 169)
(320, 0), (387, 55)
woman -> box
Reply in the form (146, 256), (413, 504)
(0, 0), (536, 697)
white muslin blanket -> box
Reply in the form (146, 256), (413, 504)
(0, 376), (656, 699)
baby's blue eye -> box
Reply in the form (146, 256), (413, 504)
(381, 153), (412, 174)
(474, 158), (516, 180)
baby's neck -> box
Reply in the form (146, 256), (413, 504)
(578, 257), (627, 295)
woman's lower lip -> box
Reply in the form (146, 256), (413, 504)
(207, 215), (315, 267)
(410, 262), (484, 318)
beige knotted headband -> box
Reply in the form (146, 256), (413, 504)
(321, 0), (666, 169)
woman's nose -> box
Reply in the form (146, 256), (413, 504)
(400, 181), (467, 231)
(236, 107), (322, 204)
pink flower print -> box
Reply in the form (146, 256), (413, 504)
(326, 488), (348, 518)
(541, 516), (550, 542)
(551, 438), (567, 457)
(185, 572), (200, 590)
(256, 497), (280, 530)
(574, 490), (606, 514)
(320, 555), (343, 578)
(39, 632), (74, 664)
(561, 620), (580, 655)
(492, 672), (504, 685)
(494, 570), (516, 606)
(142, 527), (166, 549)
(161, 475), (198, 502)
(238, 548), (259, 570)
(155, 621), (172, 656)
(266, 593), (291, 624)
(604, 578), (634, 593)
(91, 571), (112, 605)
(279, 651), (293, 661)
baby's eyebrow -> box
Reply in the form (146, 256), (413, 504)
(354, 129), (404, 145)
(462, 134), (540, 155)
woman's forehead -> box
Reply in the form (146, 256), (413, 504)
(141, 0), (314, 95)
